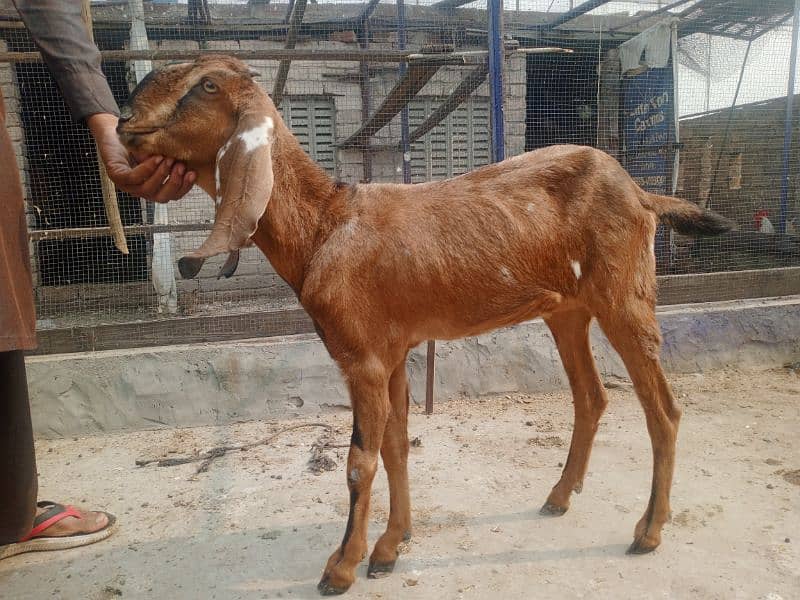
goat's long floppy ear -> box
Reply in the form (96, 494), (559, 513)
(178, 108), (275, 279)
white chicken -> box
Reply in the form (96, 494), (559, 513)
(754, 210), (774, 234)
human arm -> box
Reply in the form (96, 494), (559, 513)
(12, 0), (194, 201)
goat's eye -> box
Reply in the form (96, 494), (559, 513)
(202, 79), (218, 94)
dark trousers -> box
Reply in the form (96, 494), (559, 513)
(0, 350), (37, 544)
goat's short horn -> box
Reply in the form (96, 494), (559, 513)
(178, 255), (206, 279)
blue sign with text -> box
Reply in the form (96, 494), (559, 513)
(622, 66), (675, 195)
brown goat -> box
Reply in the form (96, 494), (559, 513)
(118, 55), (732, 595)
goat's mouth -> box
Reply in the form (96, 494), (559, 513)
(117, 126), (162, 136)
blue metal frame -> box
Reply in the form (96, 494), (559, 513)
(397, 0), (412, 184)
(488, 0), (505, 163)
(780, 0), (800, 235)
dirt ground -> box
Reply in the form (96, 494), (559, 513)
(1, 367), (798, 600)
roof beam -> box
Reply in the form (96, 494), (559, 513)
(407, 61), (488, 144)
(271, 0), (308, 107)
(357, 0), (383, 22)
(541, 0), (614, 30)
(337, 62), (441, 148)
(432, 0), (475, 10)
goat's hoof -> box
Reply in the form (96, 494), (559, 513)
(317, 577), (350, 596)
(539, 502), (568, 516)
(626, 538), (659, 555)
(367, 559), (397, 579)
(178, 256), (205, 279)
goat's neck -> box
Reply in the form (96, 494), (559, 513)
(251, 125), (344, 293)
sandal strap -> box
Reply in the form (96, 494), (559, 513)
(18, 502), (82, 542)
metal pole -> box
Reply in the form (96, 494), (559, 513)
(488, 0), (505, 163)
(398, 0), (412, 184)
(397, 0), (434, 414)
(780, 0), (800, 235)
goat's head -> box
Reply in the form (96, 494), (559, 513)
(118, 55), (277, 278)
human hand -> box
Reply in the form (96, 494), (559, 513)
(87, 113), (196, 203)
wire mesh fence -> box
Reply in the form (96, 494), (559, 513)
(0, 0), (798, 354)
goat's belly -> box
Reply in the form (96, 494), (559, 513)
(416, 290), (564, 342)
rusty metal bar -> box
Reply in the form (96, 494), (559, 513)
(271, 0), (308, 107)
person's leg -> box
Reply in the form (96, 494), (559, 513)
(0, 350), (38, 545)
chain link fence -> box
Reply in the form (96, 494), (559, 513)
(0, 0), (798, 354)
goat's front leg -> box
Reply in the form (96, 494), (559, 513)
(368, 362), (411, 577)
(318, 359), (390, 596)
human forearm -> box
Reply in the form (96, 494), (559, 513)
(12, 0), (119, 121)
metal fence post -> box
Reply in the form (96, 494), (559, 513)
(398, 0), (435, 414)
(780, 0), (800, 235)
(488, 0), (505, 163)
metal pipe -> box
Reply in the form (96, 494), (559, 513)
(608, 0), (694, 33)
(397, 0), (432, 413)
(543, 0), (612, 30)
(488, 0), (505, 163)
(398, 0), (412, 184)
(358, 8), (373, 181)
(780, 0), (800, 234)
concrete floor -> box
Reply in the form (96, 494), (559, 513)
(1, 367), (798, 599)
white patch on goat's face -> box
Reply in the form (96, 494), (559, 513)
(500, 265), (514, 282)
(238, 117), (274, 154)
(571, 260), (582, 280)
(526, 203), (535, 213)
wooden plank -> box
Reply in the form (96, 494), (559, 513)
(657, 267), (800, 305)
(0, 48), (414, 64)
(29, 222), (213, 241)
(271, 0), (309, 108)
(32, 307), (315, 355)
(337, 63), (441, 149)
(408, 61), (488, 144)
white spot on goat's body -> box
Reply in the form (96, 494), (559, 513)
(571, 260), (582, 280)
(348, 468), (360, 483)
(500, 265), (515, 282)
(342, 217), (359, 237)
(526, 203), (535, 214)
(238, 117), (274, 153)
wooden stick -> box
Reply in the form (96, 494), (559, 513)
(134, 422), (334, 475)
(81, 0), (129, 255)
(28, 222), (213, 241)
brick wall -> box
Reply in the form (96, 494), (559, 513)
(678, 98), (800, 229)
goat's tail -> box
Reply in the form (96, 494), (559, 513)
(640, 193), (734, 236)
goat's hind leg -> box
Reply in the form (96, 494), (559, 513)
(597, 299), (681, 554)
(368, 362), (412, 578)
(541, 307), (609, 515)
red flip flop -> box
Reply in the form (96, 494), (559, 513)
(0, 501), (117, 561)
